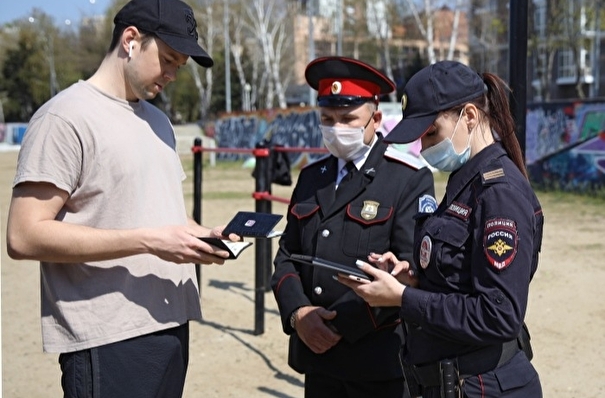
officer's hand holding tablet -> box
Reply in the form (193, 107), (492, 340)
(336, 252), (418, 308)
(366, 251), (419, 287)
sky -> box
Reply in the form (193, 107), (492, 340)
(0, 0), (112, 26)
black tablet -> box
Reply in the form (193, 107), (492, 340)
(290, 254), (372, 282)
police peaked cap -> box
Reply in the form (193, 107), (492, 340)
(305, 56), (396, 107)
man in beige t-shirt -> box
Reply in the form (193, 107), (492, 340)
(5, 1), (236, 397)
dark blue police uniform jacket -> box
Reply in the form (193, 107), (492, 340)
(271, 136), (435, 381)
(400, 142), (543, 393)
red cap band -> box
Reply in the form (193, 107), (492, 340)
(317, 78), (381, 98)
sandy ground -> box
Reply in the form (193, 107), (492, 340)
(1, 134), (605, 397)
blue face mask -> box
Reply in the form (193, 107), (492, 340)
(420, 109), (471, 172)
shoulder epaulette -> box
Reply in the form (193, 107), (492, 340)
(301, 152), (332, 170)
(383, 145), (425, 170)
(481, 167), (506, 185)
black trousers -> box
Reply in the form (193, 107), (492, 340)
(305, 372), (407, 398)
(420, 351), (542, 398)
(59, 323), (189, 398)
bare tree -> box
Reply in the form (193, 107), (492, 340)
(447, 0), (463, 60)
(190, 0), (219, 119)
(403, 0), (435, 63)
(468, 0), (508, 74)
(244, 0), (292, 109)
(366, 0), (397, 102)
(402, 0), (468, 64)
(230, 18), (250, 110)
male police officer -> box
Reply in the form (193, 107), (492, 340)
(271, 57), (436, 398)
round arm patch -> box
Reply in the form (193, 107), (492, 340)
(483, 218), (518, 271)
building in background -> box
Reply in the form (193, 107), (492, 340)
(468, 0), (605, 102)
(527, 0), (605, 101)
(288, 0), (470, 105)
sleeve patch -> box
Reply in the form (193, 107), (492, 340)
(418, 194), (437, 213)
(446, 201), (471, 221)
(484, 217), (518, 271)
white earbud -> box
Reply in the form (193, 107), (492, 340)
(128, 42), (134, 58)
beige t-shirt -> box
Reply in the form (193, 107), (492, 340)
(14, 81), (202, 353)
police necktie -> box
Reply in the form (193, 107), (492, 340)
(337, 161), (356, 192)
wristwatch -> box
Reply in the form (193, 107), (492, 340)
(289, 308), (300, 330)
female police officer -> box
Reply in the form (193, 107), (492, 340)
(338, 61), (543, 397)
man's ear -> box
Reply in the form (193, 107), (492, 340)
(373, 109), (383, 126)
(121, 26), (139, 57)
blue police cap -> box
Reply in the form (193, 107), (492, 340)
(385, 61), (487, 144)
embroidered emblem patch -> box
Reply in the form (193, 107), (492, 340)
(184, 9), (199, 40)
(418, 194), (437, 213)
(484, 218), (518, 271)
(419, 235), (432, 269)
(446, 202), (472, 221)
(361, 200), (379, 220)
(331, 81), (342, 95)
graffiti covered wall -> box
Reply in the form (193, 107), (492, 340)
(212, 103), (422, 167)
(527, 101), (605, 192)
(213, 107), (322, 164)
(212, 100), (605, 193)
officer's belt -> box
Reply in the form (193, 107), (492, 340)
(407, 339), (519, 387)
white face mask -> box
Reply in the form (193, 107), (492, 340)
(420, 109), (471, 172)
(320, 113), (374, 161)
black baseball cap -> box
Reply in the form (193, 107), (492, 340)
(114, 0), (213, 67)
(385, 61), (486, 144)
(305, 56), (395, 107)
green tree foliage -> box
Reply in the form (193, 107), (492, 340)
(0, 0), (462, 124)
(0, 9), (107, 122)
(1, 26), (49, 121)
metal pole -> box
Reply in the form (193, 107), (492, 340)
(509, 0), (528, 159)
(244, 83), (251, 112)
(308, 0), (316, 106)
(224, 0), (231, 112)
(336, 0), (343, 56)
(47, 36), (58, 97)
(193, 137), (203, 296)
(29, 17), (59, 98)
(253, 143), (271, 335)
(592, 3), (601, 98)
(264, 156), (273, 293)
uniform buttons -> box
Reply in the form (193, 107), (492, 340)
(314, 286), (323, 295)
(321, 229), (330, 238)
